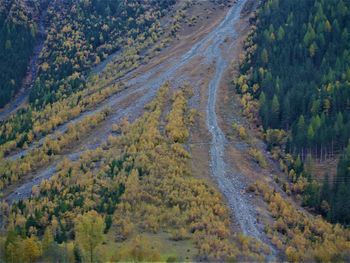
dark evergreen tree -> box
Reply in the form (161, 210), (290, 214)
(238, 0), (350, 224)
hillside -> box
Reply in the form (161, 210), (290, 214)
(236, 0), (350, 224)
(0, 0), (350, 262)
(0, 0), (40, 107)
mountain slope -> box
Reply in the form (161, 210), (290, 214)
(0, 0), (39, 107)
(236, 0), (350, 224)
(0, 0), (350, 262)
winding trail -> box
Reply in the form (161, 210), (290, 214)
(4, 0), (275, 258)
(206, 2), (262, 238)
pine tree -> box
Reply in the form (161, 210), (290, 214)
(270, 95), (280, 128)
(261, 48), (269, 64)
(277, 26), (285, 41)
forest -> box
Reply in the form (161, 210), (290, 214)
(1, 0), (350, 261)
(29, 0), (175, 108)
(236, 0), (350, 224)
(0, 0), (181, 179)
(0, 85), (267, 262)
(0, 0), (38, 107)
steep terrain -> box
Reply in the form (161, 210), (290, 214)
(0, 0), (40, 109)
(0, 0), (277, 260)
(236, 0), (350, 224)
(5, 1), (277, 256)
(0, 1), (47, 122)
(1, 0), (350, 262)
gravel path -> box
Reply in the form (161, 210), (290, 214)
(205, 0), (262, 238)
(203, 1), (276, 258)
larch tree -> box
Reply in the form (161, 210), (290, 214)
(75, 210), (105, 263)
(22, 236), (42, 263)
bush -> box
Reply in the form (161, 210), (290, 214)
(248, 148), (267, 168)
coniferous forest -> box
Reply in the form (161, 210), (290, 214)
(0, 0), (37, 107)
(236, 0), (350, 224)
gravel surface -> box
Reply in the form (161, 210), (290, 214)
(203, 0), (266, 241)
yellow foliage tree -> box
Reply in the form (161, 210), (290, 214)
(22, 236), (42, 263)
(75, 210), (105, 263)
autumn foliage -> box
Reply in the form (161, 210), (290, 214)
(1, 85), (259, 262)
